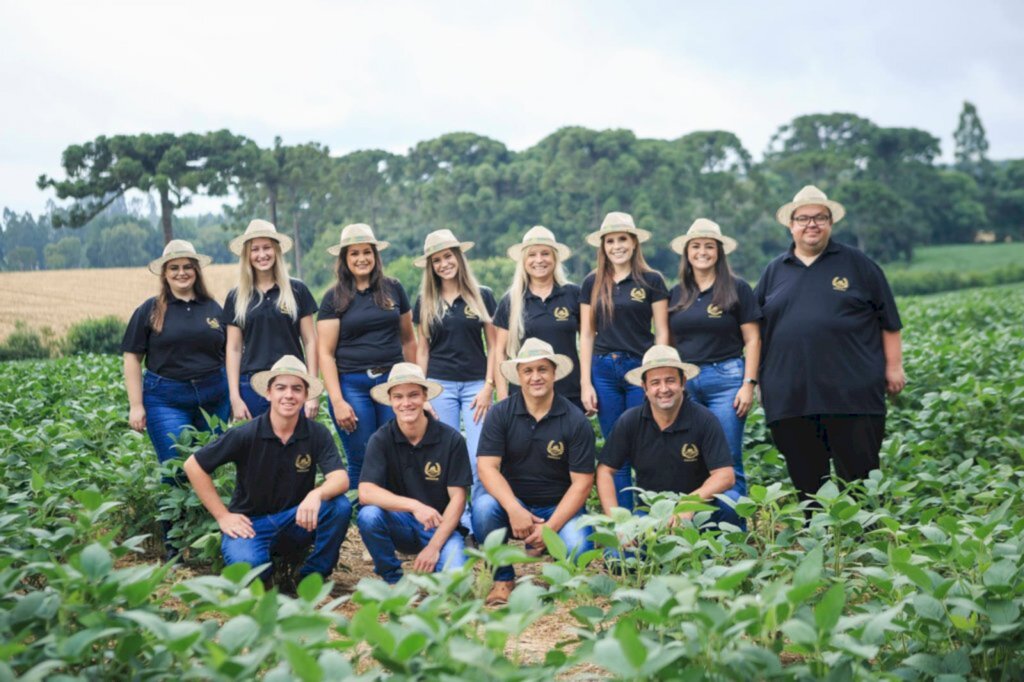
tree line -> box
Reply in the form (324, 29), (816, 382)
(2, 102), (1020, 287)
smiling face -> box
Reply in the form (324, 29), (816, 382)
(686, 238), (720, 274)
(642, 367), (685, 411)
(388, 383), (427, 425)
(602, 232), (636, 267)
(248, 237), (277, 273)
(163, 258), (197, 297)
(267, 374), (309, 419)
(523, 245), (556, 282)
(789, 204), (833, 255)
(516, 359), (557, 398)
(344, 243), (377, 282)
(430, 248), (459, 281)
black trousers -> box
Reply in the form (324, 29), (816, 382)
(769, 414), (885, 502)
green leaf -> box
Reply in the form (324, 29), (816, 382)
(814, 583), (846, 633)
(793, 546), (823, 586)
(714, 559), (756, 591)
(79, 543), (112, 580)
(541, 525), (568, 561)
(218, 615), (259, 653)
(613, 620), (647, 670)
(283, 641), (323, 682)
(912, 594), (945, 622)
(297, 572), (324, 602)
(983, 560), (1017, 589)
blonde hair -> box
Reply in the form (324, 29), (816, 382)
(418, 248), (491, 339)
(588, 233), (657, 328)
(505, 245), (569, 358)
(232, 240), (298, 327)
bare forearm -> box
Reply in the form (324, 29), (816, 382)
(596, 465), (619, 514)
(184, 456), (230, 520)
(479, 460), (523, 514)
(882, 330), (903, 368)
(123, 354), (144, 408)
(426, 490), (466, 550)
(359, 481), (421, 512)
(691, 468), (735, 501)
(314, 471), (349, 501)
(546, 476), (593, 531)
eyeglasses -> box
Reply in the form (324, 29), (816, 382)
(792, 214), (831, 226)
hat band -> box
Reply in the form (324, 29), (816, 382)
(520, 238), (558, 248)
(339, 236), (377, 247)
(161, 251), (200, 260)
(423, 240), (462, 257)
(389, 374), (428, 384)
(602, 224), (636, 232)
(686, 231), (723, 240)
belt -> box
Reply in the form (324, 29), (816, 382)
(367, 365), (392, 379)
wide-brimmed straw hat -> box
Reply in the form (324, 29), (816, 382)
(229, 219), (293, 256)
(370, 363), (444, 404)
(147, 239), (212, 275)
(625, 345), (700, 386)
(499, 338), (574, 385)
(585, 211), (652, 248)
(327, 223), (390, 256)
(250, 355), (324, 400)
(670, 219), (738, 255)
(506, 225), (573, 262)
(775, 185), (846, 226)
(413, 229), (474, 268)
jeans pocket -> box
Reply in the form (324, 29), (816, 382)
(715, 358), (744, 377)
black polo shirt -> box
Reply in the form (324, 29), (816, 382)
(194, 412), (344, 517)
(317, 278), (411, 373)
(412, 287), (497, 381)
(580, 271), (669, 355)
(121, 296), (225, 381)
(361, 414), (473, 514)
(599, 397), (732, 495)
(222, 279), (319, 374)
(668, 278), (761, 364)
(477, 392), (595, 507)
(755, 240), (902, 423)
(493, 283), (582, 401)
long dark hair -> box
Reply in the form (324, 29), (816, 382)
(150, 259), (211, 333)
(588, 234), (657, 327)
(670, 240), (738, 314)
(332, 244), (395, 314)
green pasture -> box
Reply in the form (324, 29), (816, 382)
(884, 241), (1024, 273)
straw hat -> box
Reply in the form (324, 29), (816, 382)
(670, 219), (738, 255)
(585, 211), (652, 248)
(229, 219), (293, 256)
(775, 185), (846, 226)
(499, 337), (574, 385)
(327, 223), (390, 256)
(624, 345), (700, 386)
(147, 239), (212, 275)
(370, 363), (444, 404)
(506, 225), (572, 262)
(250, 355), (324, 399)
(413, 229), (474, 268)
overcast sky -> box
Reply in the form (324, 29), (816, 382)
(2, 0), (1022, 216)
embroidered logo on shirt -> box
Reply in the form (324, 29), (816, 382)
(206, 317), (221, 330)
(464, 306), (480, 320)
(424, 461), (442, 481)
(295, 454), (312, 473)
(832, 277), (850, 292)
(707, 304), (723, 319)
(630, 287), (646, 303)
(546, 440), (565, 460)
(681, 443), (699, 462)
(553, 306), (571, 321)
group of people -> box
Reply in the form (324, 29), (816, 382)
(121, 184), (906, 602)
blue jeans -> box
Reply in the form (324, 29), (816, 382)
(356, 506), (467, 584)
(239, 373), (271, 417)
(687, 357), (747, 496)
(431, 378), (487, 531)
(143, 368), (230, 486)
(471, 493), (592, 582)
(221, 495), (353, 581)
(592, 352), (645, 511)
(328, 371), (395, 487)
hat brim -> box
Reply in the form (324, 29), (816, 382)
(412, 241), (474, 268)
(670, 233), (738, 256)
(229, 230), (294, 256)
(507, 240), (572, 262)
(585, 227), (652, 248)
(500, 353), (574, 385)
(625, 361), (700, 387)
(249, 368), (324, 400)
(370, 378), (444, 405)
(148, 252), (213, 275)
(775, 199), (846, 227)
(327, 240), (390, 256)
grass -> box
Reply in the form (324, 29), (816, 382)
(884, 241), (1024, 272)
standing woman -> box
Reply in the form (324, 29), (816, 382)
(224, 219), (320, 420)
(668, 219), (762, 500)
(493, 226), (583, 411)
(579, 212), (670, 511)
(317, 223), (416, 487)
(121, 240), (230, 555)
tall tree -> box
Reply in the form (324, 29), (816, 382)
(953, 101), (990, 177)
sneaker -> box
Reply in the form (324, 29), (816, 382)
(485, 580), (515, 606)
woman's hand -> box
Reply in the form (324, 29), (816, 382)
(733, 383), (755, 418)
(581, 384), (598, 416)
(471, 384), (493, 423)
(304, 398), (320, 420)
(331, 398), (358, 432)
(129, 405), (147, 432)
(231, 396), (252, 422)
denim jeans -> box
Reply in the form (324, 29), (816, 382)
(239, 373), (271, 417)
(221, 495), (353, 581)
(143, 368), (230, 486)
(471, 493), (592, 582)
(356, 505), (467, 584)
(686, 357), (747, 496)
(431, 378), (487, 531)
(327, 371), (395, 487)
(592, 352), (645, 511)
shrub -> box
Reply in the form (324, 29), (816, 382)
(0, 322), (51, 361)
(64, 315), (125, 355)
(889, 263), (1024, 296)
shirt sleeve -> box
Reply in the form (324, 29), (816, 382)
(476, 403), (507, 458)
(312, 424), (344, 475)
(194, 425), (249, 474)
(735, 279), (762, 324)
(567, 412), (596, 474)
(865, 260), (903, 332)
(481, 287), (498, 317)
(647, 272), (670, 303)
(597, 411), (633, 470)
(445, 434), (473, 488)
(120, 299), (154, 355)
(579, 274), (595, 305)
(393, 280), (411, 314)
(294, 280), (319, 318)
(412, 296), (421, 325)
(317, 288), (339, 321)
(567, 283), (582, 319)
(698, 413), (733, 472)
(492, 295), (511, 330)
(221, 289), (238, 328)
(359, 431), (389, 486)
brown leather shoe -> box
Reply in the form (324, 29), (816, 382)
(485, 580), (515, 606)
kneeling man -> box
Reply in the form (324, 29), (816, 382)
(183, 356), (352, 587)
(597, 345), (740, 528)
(473, 338), (595, 606)
(357, 363), (472, 584)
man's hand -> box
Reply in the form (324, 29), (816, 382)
(523, 523), (551, 555)
(668, 511), (695, 529)
(509, 505), (544, 540)
(886, 364), (906, 396)
(412, 545), (441, 573)
(296, 490), (322, 531)
(413, 503), (443, 530)
(218, 512), (255, 539)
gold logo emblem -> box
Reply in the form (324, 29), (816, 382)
(295, 454), (312, 473)
(206, 317), (221, 330)
(553, 306), (570, 321)
(424, 462), (442, 481)
(832, 277), (849, 292)
(707, 304), (723, 319)
(681, 443), (699, 462)
(546, 440), (565, 460)
(630, 287), (646, 303)
(464, 306), (479, 319)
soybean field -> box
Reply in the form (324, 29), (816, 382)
(0, 284), (1022, 680)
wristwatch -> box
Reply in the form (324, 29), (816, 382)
(743, 378), (758, 386)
